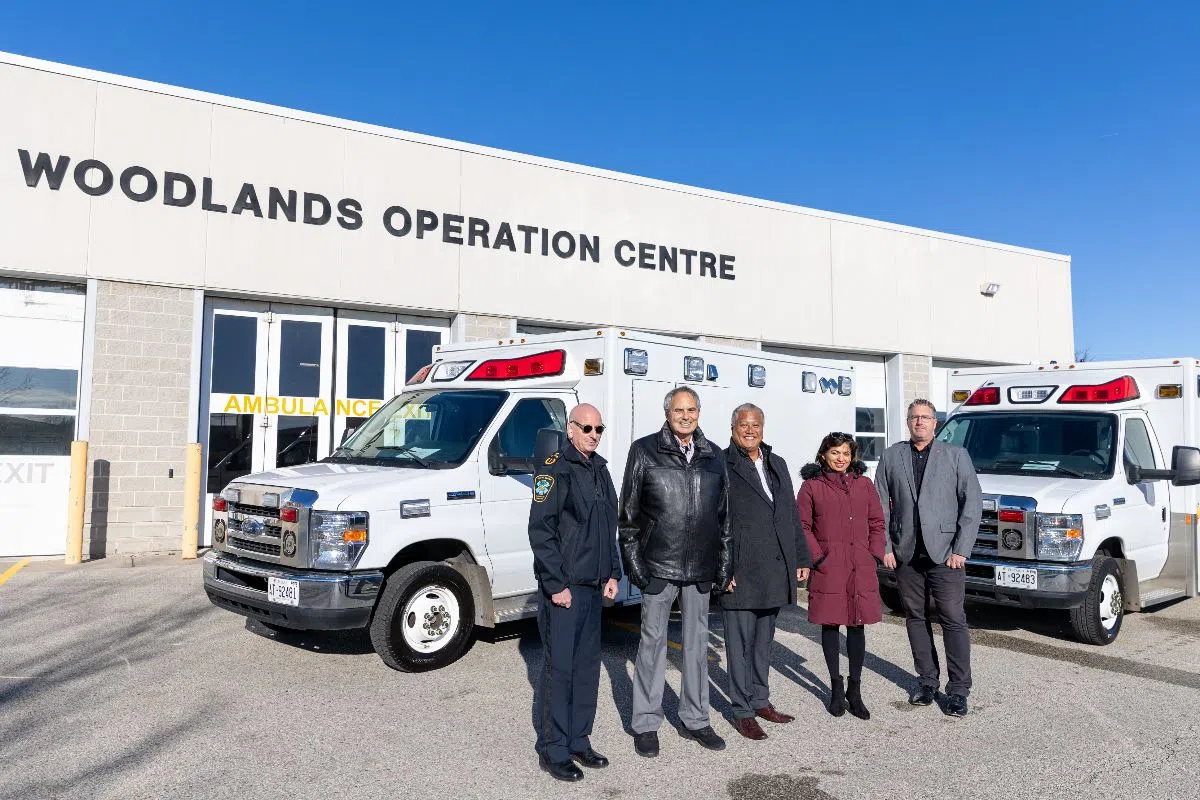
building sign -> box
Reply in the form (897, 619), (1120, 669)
(17, 150), (738, 281)
(219, 395), (433, 419)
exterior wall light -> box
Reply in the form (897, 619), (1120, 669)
(981, 282), (1001, 297)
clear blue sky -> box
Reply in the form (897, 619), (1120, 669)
(2, 2), (1197, 360)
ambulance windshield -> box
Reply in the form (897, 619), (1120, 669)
(937, 411), (1117, 479)
(327, 389), (507, 468)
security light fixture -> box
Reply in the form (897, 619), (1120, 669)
(981, 282), (1001, 297)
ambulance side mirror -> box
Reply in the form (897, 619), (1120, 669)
(1170, 446), (1200, 486)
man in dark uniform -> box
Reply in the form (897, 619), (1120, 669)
(528, 402), (621, 782)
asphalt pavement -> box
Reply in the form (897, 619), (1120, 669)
(1, 555), (1198, 800)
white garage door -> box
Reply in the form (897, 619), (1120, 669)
(0, 279), (85, 557)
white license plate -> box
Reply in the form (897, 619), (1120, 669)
(267, 577), (300, 606)
(995, 566), (1037, 590)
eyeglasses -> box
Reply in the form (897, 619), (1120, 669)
(570, 420), (606, 435)
(908, 415), (936, 423)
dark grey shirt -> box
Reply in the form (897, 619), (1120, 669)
(911, 441), (931, 558)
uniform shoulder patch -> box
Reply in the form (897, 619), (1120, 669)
(533, 474), (555, 502)
(544, 452), (560, 465)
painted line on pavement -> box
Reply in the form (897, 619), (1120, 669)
(0, 557), (32, 588)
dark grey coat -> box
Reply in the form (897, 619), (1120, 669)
(718, 441), (812, 610)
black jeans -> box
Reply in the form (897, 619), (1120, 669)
(895, 556), (972, 697)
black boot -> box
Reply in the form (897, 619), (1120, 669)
(846, 678), (870, 720)
(827, 676), (847, 717)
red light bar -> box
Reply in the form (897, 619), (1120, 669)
(998, 510), (1024, 523)
(1058, 376), (1139, 404)
(466, 350), (566, 381)
(280, 507), (298, 523)
(964, 387), (1000, 406)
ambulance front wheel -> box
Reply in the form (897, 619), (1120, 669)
(1069, 555), (1123, 646)
(370, 561), (476, 671)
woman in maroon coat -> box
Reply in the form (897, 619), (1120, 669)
(797, 432), (886, 720)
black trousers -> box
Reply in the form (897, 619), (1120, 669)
(533, 584), (603, 762)
(721, 607), (779, 719)
(895, 556), (972, 697)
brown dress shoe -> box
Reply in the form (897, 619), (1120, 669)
(733, 717), (768, 740)
(755, 704), (795, 724)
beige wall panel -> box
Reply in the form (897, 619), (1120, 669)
(0, 64), (96, 277)
(751, 212), (834, 346)
(335, 129), (461, 312)
(1036, 262), (1075, 362)
(88, 83), (212, 285)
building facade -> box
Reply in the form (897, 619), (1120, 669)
(0, 51), (1074, 558)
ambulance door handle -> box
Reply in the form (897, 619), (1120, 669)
(1162, 507), (1167, 523)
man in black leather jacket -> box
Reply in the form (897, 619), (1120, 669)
(619, 386), (732, 757)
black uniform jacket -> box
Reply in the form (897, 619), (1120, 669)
(527, 440), (621, 596)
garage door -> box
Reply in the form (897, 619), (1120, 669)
(0, 279), (85, 557)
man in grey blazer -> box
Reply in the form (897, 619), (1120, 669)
(875, 399), (982, 716)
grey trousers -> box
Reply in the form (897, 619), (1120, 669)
(721, 607), (778, 719)
(631, 582), (711, 733)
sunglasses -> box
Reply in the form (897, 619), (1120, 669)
(571, 420), (606, 435)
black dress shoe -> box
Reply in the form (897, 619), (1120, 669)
(943, 693), (969, 717)
(571, 748), (609, 768)
(539, 756), (584, 782)
(679, 725), (726, 751)
(633, 731), (659, 758)
(909, 685), (936, 706)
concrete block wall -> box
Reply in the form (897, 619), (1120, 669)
(84, 281), (194, 558)
(902, 354), (933, 410)
(452, 313), (515, 342)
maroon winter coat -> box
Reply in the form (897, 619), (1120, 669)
(796, 463), (887, 626)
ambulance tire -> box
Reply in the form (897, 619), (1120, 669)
(879, 585), (905, 615)
(370, 561), (476, 672)
(1069, 555), (1123, 646)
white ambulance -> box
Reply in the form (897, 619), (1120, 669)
(892, 359), (1200, 645)
(202, 328), (856, 670)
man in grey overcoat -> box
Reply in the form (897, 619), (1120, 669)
(874, 398), (982, 716)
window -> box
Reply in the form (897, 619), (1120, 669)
(346, 325), (386, 400)
(404, 329), (442, 382)
(0, 367), (78, 409)
(278, 320), (322, 397)
(1123, 418), (1156, 470)
(276, 416), (319, 468)
(0, 414), (74, 456)
(208, 413), (255, 492)
(211, 315), (257, 395)
(855, 406), (886, 463)
(937, 411), (1117, 480)
(489, 398), (568, 473)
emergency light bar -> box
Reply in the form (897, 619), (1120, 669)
(964, 386), (1000, 406)
(465, 350), (566, 381)
(1008, 385), (1056, 404)
(1058, 376), (1139, 404)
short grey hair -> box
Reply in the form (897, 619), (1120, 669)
(730, 403), (764, 427)
(663, 386), (700, 414)
(908, 398), (937, 416)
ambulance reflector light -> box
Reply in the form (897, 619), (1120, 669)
(748, 364), (766, 388)
(684, 356), (705, 382)
(1008, 386), (1056, 404)
(964, 387), (1000, 406)
(623, 348), (648, 375)
(1058, 376), (1139, 404)
(430, 361), (474, 382)
(466, 350), (565, 381)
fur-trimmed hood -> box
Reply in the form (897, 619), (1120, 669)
(800, 460), (868, 481)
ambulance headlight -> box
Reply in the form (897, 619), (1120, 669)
(1036, 514), (1084, 561)
(310, 511), (369, 569)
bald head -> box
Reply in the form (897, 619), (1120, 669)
(567, 403), (604, 457)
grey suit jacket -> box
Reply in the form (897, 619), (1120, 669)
(874, 440), (983, 564)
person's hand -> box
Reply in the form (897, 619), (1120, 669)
(552, 588), (572, 608)
(726, 577), (736, 593)
(946, 554), (966, 569)
(883, 553), (897, 570)
(603, 579), (619, 600)
(796, 568), (810, 582)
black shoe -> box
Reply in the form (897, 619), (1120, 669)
(679, 725), (726, 751)
(909, 685), (936, 706)
(538, 756), (584, 782)
(943, 693), (969, 717)
(846, 678), (870, 720)
(633, 731), (659, 758)
(571, 748), (609, 768)
(827, 676), (847, 717)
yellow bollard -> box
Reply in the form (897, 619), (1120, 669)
(181, 442), (203, 559)
(64, 440), (88, 565)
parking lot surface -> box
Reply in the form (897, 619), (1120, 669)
(1, 555), (1198, 800)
